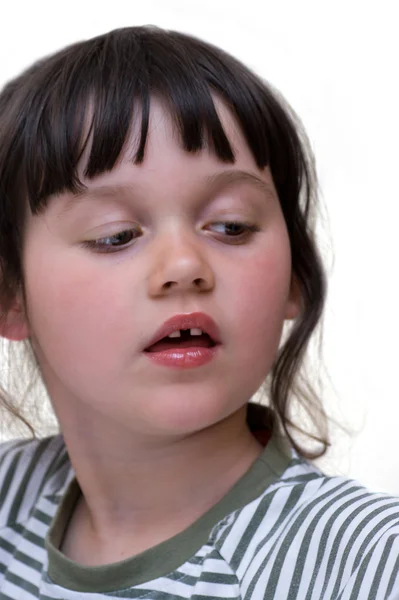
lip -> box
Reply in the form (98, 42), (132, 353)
(144, 312), (221, 350)
(144, 346), (220, 369)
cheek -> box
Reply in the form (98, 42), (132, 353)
(227, 234), (292, 363)
(23, 251), (130, 367)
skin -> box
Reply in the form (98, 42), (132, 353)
(2, 98), (301, 565)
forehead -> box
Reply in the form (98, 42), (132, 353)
(49, 97), (277, 219)
(76, 95), (260, 184)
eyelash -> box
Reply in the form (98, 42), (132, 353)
(82, 221), (260, 254)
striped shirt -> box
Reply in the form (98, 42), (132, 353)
(0, 429), (399, 599)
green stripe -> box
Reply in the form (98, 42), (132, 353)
(2, 524), (47, 550)
(43, 578), (190, 599)
(31, 438), (67, 500)
(229, 489), (279, 565)
(351, 505), (399, 572)
(0, 592), (22, 600)
(0, 535), (17, 554)
(232, 483), (305, 572)
(46, 441), (69, 474)
(4, 569), (39, 596)
(194, 571), (237, 585)
(8, 437), (53, 524)
(346, 512), (399, 599)
(243, 484), (309, 598)
(317, 494), (383, 597)
(0, 560), (8, 575)
(0, 439), (31, 465)
(282, 472), (324, 485)
(305, 494), (368, 600)
(367, 534), (395, 600)
(330, 506), (399, 598)
(386, 551), (399, 598)
(14, 549), (43, 572)
(175, 596), (221, 600)
(32, 508), (54, 526)
(0, 450), (23, 516)
(348, 541), (376, 599)
(261, 480), (351, 598)
(288, 489), (368, 600)
(229, 491), (276, 566)
(20, 528), (46, 549)
(304, 491), (370, 599)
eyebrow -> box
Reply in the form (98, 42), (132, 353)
(206, 169), (276, 199)
(58, 169), (276, 214)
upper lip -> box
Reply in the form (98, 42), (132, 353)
(144, 312), (221, 349)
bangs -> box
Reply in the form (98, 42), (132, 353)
(0, 26), (304, 218)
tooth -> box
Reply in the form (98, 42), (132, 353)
(168, 330), (181, 338)
(190, 328), (203, 336)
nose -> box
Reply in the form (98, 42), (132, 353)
(147, 228), (215, 297)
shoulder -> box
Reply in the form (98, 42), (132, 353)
(213, 457), (399, 599)
(0, 434), (71, 529)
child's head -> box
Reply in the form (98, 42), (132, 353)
(0, 26), (327, 457)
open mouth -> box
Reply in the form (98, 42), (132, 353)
(145, 329), (217, 353)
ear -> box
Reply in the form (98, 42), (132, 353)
(284, 274), (302, 321)
(0, 292), (30, 341)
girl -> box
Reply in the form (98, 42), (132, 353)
(0, 26), (398, 600)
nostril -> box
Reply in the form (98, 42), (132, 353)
(162, 279), (204, 290)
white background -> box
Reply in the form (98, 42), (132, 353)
(0, 0), (398, 493)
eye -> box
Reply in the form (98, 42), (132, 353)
(82, 229), (140, 253)
(209, 221), (259, 241)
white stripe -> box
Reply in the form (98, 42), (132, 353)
(1, 578), (39, 600)
(374, 533), (399, 599)
(296, 484), (385, 591)
(234, 485), (298, 578)
(192, 580), (239, 598)
(323, 497), (399, 598)
(7, 559), (43, 588)
(25, 514), (51, 539)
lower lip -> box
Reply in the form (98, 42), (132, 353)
(144, 345), (220, 369)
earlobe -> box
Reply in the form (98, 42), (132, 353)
(0, 297), (30, 342)
(285, 275), (302, 321)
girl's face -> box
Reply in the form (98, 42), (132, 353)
(20, 99), (300, 439)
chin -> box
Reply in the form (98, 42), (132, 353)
(142, 388), (241, 437)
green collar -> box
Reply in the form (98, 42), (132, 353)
(46, 427), (292, 593)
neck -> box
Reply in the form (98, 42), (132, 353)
(59, 404), (264, 563)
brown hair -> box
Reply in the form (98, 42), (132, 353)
(0, 26), (330, 458)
